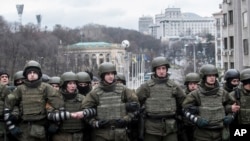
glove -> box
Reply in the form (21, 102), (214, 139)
(125, 102), (139, 112)
(196, 117), (209, 128)
(223, 115), (234, 125)
(95, 119), (110, 128)
(47, 124), (59, 134)
(188, 106), (199, 114)
(10, 127), (22, 136)
(115, 119), (127, 128)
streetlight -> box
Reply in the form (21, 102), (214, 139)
(185, 43), (196, 72)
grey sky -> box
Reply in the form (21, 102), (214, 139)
(0, 0), (222, 30)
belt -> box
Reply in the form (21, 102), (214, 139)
(22, 118), (47, 125)
(146, 114), (175, 120)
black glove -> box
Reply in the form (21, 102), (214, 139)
(126, 102), (139, 112)
(47, 124), (59, 134)
(196, 117), (209, 128)
(10, 127), (22, 136)
(188, 106), (199, 114)
(115, 119), (127, 128)
(223, 115), (234, 125)
(95, 119), (110, 128)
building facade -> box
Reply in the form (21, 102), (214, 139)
(139, 8), (216, 40)
(221, 0), (249, 71)
(138, 16), (154, 35)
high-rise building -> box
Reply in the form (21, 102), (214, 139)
(139, 8), (216, 40)
(138, 16), (154, 35)
(221, 0), (249, 71)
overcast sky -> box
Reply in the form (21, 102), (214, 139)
(0, 0), (222, 31)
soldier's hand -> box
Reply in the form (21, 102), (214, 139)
(95, 119), (110, 128)
(231, 103), (240, 113)
(223, 115), (234, 125)
(71, 111), (84, 119)
(10, 126), (22, 136)
(196, 117), (209, 128)
(115, 118), (127, 128)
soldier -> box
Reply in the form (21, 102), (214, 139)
(136, 56), (185, 141)
(4, 60), (64, 141)
(81, 62), (138, 141)
(116, 73), (126, 85)
(182, 64), (235, 141)
(76, 72), (92, 96)
(92, 76), (100, 87)
(226, 68), (250, 140)
(13, 71), (25, 87)
(0, 70), (9, 86)
(48, 76), (61, 91)
(223, 69), (240, 93)
(179, 72), (200, 141)
(50, 72), (88, 141)
(0, 83), (10, 141)
(42, 74), (50, 83)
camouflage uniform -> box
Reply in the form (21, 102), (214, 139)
(0, 84), (10, 141)
(226, 68), (250, 140)
(4, 60), (63, 141)
(81, 62), (138, 141)
(136, 57), (185, 141)
(52, 72), (86, 141)
(179, 72), (200, 141)
(182, 64), (233, 141)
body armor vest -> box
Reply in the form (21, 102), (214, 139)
(61, 94), (84, 132)
(239, 90), (250, 124)
(145, 80), (176, 117)
(96, 85), (126, 120)
(0, 86), (4, 117)
(199, 89), (224, 128)
(20, 83), (47, 120)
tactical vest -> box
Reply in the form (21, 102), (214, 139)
(0, 85), (4, 117)
(20, 83), (47, 120)
(239, 91), (250, 124)
(61, 94), (84, 132)
(145, 80), (177, 117)
(199, 89), (224, 128)
(96, 85), (126, 120)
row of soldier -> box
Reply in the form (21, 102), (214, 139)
(0, 56), (248, 141)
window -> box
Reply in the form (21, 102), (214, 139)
(229, 36), (234, 49)
(229, 10), (233, 25)
(243, 12), (248, 28)
(224, 38), (228, 49)
(223, 13), (227, 26)
(230, 62), (234, 69)
(243, 39), (249, 55)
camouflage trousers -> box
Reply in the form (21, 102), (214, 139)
(53, 132), (83, 141)
(193, 127), (223, 141)
(144, 132), (178, 141)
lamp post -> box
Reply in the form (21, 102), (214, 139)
(193, 44), (196, 72)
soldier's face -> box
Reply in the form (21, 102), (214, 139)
(51, 84), (60, 90)
(27, 71), (39, 81)
(0, 74), (9, 85)
(66, 81), (77, 93)
(104, 72), (115, 84)
(188, 82), (198, 91)
(156, 66), (168, 78)
(205, 74), (216, 85)
(231, 78), (240, 86)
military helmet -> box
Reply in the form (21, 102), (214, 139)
(48, 76), (61, 84)
(60, 72), (77, 86)
(14, 71), (24, 81)
(116, 73), (126, 81)
(240, 68), (250, 82)
(151, 56), (170, 71)
(23, 60), (42, 78)
(42, 74), (50, 82)
(184, 73), (200, 85)
(98, 62), (117, 77)
(224, 69), (240, 81)
(76, 72), (91, 83)
(199, 64), (218, 79)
